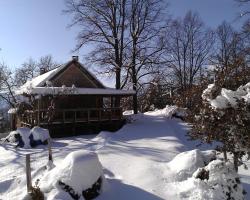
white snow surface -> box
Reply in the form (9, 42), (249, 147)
(0, 108), (249, 199)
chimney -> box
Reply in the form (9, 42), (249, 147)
(72, 56), (79, 61)
(40, 67), (46, 75)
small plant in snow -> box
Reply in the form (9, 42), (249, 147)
(30, 180), (44, 200)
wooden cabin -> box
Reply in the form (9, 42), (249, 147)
(13, 56), (135, 137)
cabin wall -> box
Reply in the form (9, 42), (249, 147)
(55, 96), (102, 109)
(37, 95), (104, 110)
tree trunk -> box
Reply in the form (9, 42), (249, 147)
(233, 152), (239, 172)
(133, 94), (138, 114)
(116, 67), (121, 90)
(131, 45), (138, 114)
(132, 68), (138, 114)
(223, 149), (228, 162)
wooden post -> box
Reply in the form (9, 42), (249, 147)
(63, 111), (65, 123)
(87, 110), (90, 123)
(109, 108), (112, 121)
(10, 114), (14, 131)
(74, 111), (77, 122)
(26, 154), (32, 193)
(73, 111), (76, 134)
(99, 109), (101, 121)
(37, 98), (40, 126)
(119, 108), (122, 120)
(111, 96), (114, 108)
(48, 138), (53, 162)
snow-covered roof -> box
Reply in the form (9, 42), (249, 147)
(15, 86), (135, 96)
(20, 67), (59, 90)
(16, 59), (135, 96)
(19, 60), (105, 89)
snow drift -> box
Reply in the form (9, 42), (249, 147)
(167, 149), (216, 181)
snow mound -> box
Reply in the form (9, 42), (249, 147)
(16, 127), (31, 148)
(3, 127), (50, 148)
(30, 126), (50, 142)
(40, 150), (103, 199)
(123, 110), (135, 116)
(145, 105), (187, 119)
(3, 130), (19, 143)
(167, 149), (216, 181)
(179, 160), (245, 200)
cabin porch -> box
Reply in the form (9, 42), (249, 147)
(19, 107), (124, 137)
(17, 95), (127, 137)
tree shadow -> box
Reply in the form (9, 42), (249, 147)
(240, 174), (250, 199)
(100, 178), (163, 200)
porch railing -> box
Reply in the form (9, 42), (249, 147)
(19, 107), (122, 127)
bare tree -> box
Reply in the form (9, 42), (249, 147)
(213, 21), (249, 89)
(15, 56), (59, 87)
(38, 55), (59, 72)
(0, 64), (17, 108)
(235, 0), (250, 17)
(64, 0), (127, 90)
(14, 58), (37, 87)
(165, 11), (214, 107)
(127, 0), (167, 113)
(65, 0), (167, 113)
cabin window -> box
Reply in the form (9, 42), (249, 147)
(103, 97), (111, 108)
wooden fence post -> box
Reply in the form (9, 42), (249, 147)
(48, 138), (53, 162)
(26, 154), (32, 193)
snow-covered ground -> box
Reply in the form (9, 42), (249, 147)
(0, 110), (249, 199)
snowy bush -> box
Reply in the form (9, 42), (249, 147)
(39, 150), (104, 200)
(189, 160), (245, 200)
(167, 150), (245, 200)
(190, 82), (250, 171)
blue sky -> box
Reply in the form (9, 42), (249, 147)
(0, 0), (246, 69)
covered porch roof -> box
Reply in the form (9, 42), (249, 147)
(15, 86), (135, 96)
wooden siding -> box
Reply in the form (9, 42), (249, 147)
(35, 95), (103, 111)
(51, 63), (98, 88)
